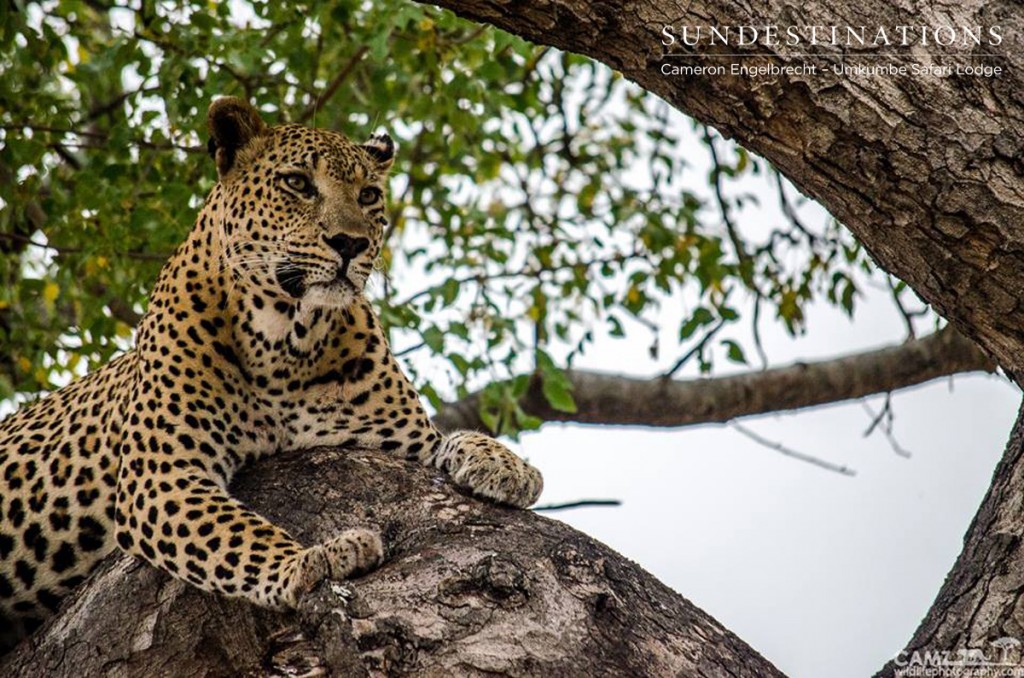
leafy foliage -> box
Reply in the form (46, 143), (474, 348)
(0, 0), (876, 430)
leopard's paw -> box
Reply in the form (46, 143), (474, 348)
(435, 431), (543, 508)
(287, 528), (383, 605)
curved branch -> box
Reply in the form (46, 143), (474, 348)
(0, 448), (782, 677)
(298, 46), (369, 124)
(435, 326), (996, 432)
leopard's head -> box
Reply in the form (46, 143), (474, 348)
(205, 97), (393, 309)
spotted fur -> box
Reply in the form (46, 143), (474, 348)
(0, 98), (542, 652)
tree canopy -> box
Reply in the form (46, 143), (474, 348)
(0, 0), (908, 438)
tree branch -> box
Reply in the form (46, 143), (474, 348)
(434, 326), (996, 432)
(0, 232), (169, 262)
(730, 421), (856, 475)
(298, 46), (370, 124)
(0, 448), (782, 677)
(0, 124), (203, 153)
(533, 498), (622, 511)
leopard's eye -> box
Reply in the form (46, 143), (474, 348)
(282, 173), (313, 195)
(358, 186), (381, 206)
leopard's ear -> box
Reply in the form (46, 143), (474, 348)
(361, 133), (395, 173)
(207, 97), (267, 177)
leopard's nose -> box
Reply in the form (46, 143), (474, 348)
(324, 233), (369, 260)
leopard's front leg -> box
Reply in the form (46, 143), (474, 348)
(115, 421), (383, 608)
(315, 307), (545, 509)
(314, 376), (544, 507)
(428, 430), (544, 508)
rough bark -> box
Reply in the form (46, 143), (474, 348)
(436, 325), (995, 432)
(422, 0), (1024, 382)
(0, 447), (782, 677)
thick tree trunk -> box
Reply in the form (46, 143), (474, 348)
(0, 447), (782, 677)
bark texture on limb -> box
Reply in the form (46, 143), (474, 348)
(435, 325), (995, 432)
(0, 448), (782, 677)
(421, 0), (1024, 382)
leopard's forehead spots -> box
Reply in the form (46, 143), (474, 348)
(267, 125), (377, 183)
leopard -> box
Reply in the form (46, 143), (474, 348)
(0, 97), (543, 653)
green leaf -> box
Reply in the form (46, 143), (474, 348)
(541, 376), (577, 413)
(536, 349), (576, 413)
(514, 408), (544, 431)
(418, 383), (444, 411)
(841, 281), (857, 315)
(479, 407), (500, 433)
(721, 339), (747, 365)
(440, 279), (460, 305)
(422, 326), (445, 352)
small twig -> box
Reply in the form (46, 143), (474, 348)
(394, 252), (640, 309)
(50, 142), (82, 170)
(451, 24), (489, 46)
(259, 20), (296, 48)
(394, 341), (426, 358)
(773, 169), (820, 244)
(731, 421), (857, 476)
(130, 28), (262, 97)
(703, 126), (772, 372)
(298, 46), (369, 124)
(1, 124), (104, 138)
(85, 85), (161, 123)
(383, 134), (427, 247)
(861, 398), (912, 458)
(862, 393), (892, 437)
(703, 126), (752, 285)
(521, 47), (549, 87)
(881, 426), (912, 458)
(0, 233), (169, 262)
(662, 319), (726, 379)
(751, 295), (769, 369)
(0, 124), (203, 153)
(887, 276), (917, 340)
(533, 499), (622, 512)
